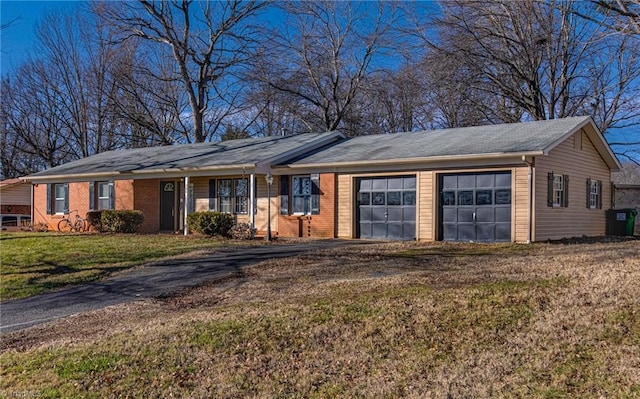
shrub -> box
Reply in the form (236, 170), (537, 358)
(31, 222), (49, 232)
(85, 211), (104, 232)
(101, 210), (144, 233)
(187, 212), (234, 237)
(231, 222), (256, 240)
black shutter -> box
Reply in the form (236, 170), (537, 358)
(547, 172), (554, 207)
(63, 183), (69, 214)
(46, 184), (52, 215)
(597, 180), (603, 209)
(89, 182), (95, 211)
(109, 182), (115, 210)
(208, 180), (216, 211)
(311, 174), (320, 215)
(563, 175), (569, 208)
(280, 175), (289, 215)
(586, 178), (591, 208)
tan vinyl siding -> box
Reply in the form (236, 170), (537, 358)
(255, 177), (277, 233)
(191, 177), (211, 212)
(337, 174), (352, 238)
(418, 171), (434, 241)
(514, 166), (531, 242)
(535, 129), (611, 241)
(0, 184), (31, 206)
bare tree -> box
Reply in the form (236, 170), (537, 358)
(97, 0), (267, 143)
(252, 1), (403, 136)
(417, 0), (640, 134)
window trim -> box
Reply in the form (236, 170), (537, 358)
(280, 175), (320, 216)
(547, 172), (569, 208)
(46, 183), (69, 215)
(587, 178), (602, 210)
(214, 178), (249, 215)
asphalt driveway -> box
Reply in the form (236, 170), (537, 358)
(0, 240), (369, 334)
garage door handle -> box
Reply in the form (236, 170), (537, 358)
(473, 212), (476, 221)
(384, 212), (388, 218)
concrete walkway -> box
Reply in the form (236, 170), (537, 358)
(0, 240), (368, 334)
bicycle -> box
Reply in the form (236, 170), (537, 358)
(57, 210), (86, 232)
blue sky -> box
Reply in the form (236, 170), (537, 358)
(0, 0), (637, 160)
(1, 0), (82, 75)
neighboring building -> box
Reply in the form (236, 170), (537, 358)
(23, 116), (621, 242)
(0, 178), (32, 215)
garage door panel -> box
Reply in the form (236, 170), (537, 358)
(459, 175), (475, 188)
(372, 207), (386, 222)
(372, 223), (387, 237)
(387, 223), (403, 238)
(496, 224), (511, 241)
(387, 207), (403, 222)
(372, 179), (387, 190)
(458, 224), (476, 241)
(403, 223), (416, 238)
(476, 174), (494, 188)
(403, 207), (416, 221)
(496, 173), (511, 187)
(495, 207), (511, 223)
(443, 224), (457, 241)
(442, 175), (457, 189)
(404, 177), (416, 189)
(443, 208), (457, 223)
(388, 178), (404, 190)
(458, 208), (475, 223)
(477, 224), (495, 241)
(476, 207), (494, 223)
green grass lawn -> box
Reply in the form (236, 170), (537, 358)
(0, 232), (249, 300)
(1, 239), (639, 398)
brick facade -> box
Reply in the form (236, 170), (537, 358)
(277, 173), (336, 238)
(134, 179), (162, 234)
(0, 205), (30, 215)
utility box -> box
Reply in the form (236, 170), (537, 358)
(606, 209), (638, 236)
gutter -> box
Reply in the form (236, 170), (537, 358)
(276, 151), (544, 170)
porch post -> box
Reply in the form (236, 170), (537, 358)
(249, 173), (255, 228)
(184, 176), (190, 236)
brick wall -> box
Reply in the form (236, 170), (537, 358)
(1, 205), (31, 215)
(277, 173), (336, 238)
(134, 179), (161, 233)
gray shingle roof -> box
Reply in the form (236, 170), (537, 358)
(27, 132), (341, 179)
(287, 116), (594, 165)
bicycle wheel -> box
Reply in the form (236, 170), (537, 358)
(74, 218), (86, 232)
(58, 219), (72, 232)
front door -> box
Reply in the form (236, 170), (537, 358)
(160, 181), (176, 231)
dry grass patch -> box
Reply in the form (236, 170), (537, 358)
(1, 239), (639, 398)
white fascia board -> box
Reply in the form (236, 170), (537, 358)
(273, 153), (539, 174)
(23, 164), (257, 184)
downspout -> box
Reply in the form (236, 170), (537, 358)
(249, 173), (255, 229)
(183, 176), (190, 236)
(31, 183), (35, 229)
(523, 156), (534, 244)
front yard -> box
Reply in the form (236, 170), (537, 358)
(1, 237), (639, 398)
(0, 233), (253, 300)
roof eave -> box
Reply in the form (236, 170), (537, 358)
(23, 163), (257, 183)
(275, 151), (543, 170)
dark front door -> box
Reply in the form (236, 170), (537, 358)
(356, 176), (416, 240)
(160, 181), (176, 231)
(440, 172), (512, 242)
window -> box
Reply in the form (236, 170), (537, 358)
(215, 178), (248, 214)
(548, 172), (569, 208)
(587, 178), (602, 209)
(89, 181), (114, 211)
(281, 175), (320, 215)
(293, 175), (312, 214)
(46, 183), (69, 215)
(234, 178), (248, 214)
(218, 179), (232, 213)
